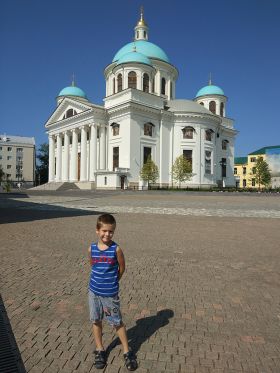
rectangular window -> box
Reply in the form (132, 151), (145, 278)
(7, 165), (12, 169)
(205, 151), (212, 174)
(143, 147), (151, 164)
(7, 156), (12, 160)
(252, 167), (256, 174)
(113, 147), (119, 170)
(234, 167), (237, 175)
(243, 167), (246, 175)
(252, 178), (255, 186)
(0, 147), (2, 151)
(16, 148), (23, 152)
(243, 179), (247, 187)
(183, 149), (193, 168)
(250, 157), (256, 162)
(6, 174), (11, 178)
(182, 127), (193, 139)
(7, 147), (12, 151)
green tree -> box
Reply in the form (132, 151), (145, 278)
(0, 165), (5, 183)
(36, 143), (49, 184)
(172, 154), (192, 187)
(253, 157), (271, 190)
(140, 156), (159, 188)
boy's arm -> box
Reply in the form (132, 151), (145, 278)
(88, 246), (92, 265)
(116, 246), (125, 280)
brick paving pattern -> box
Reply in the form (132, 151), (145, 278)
(0, 191), (280, 372)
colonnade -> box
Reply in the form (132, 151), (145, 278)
(48, 123), (106, 183)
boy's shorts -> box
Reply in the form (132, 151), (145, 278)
(88, 290), (122, 327)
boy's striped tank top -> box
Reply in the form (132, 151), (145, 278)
(89, 241), (119, 297)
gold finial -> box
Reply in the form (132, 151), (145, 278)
(71, 73), (76, 87)
(137, 5), (147, 26)
(208, 72), (212, 86)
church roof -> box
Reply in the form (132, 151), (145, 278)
(113, 40), (169, 63)
(167, 99), (215, 115)
(196, 84), (225, 98)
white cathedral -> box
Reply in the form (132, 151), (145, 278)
(45, 10), (237, 190)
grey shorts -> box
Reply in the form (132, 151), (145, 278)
(88, 291), (122, 327)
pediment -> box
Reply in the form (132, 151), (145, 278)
(45, 97), (93, 127)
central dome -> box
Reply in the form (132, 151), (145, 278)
(113, 40), (170, 63)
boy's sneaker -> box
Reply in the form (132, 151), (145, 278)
(123, 351), (137, 371)
(94, 350), (106, 369)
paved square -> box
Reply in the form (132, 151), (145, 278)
(0, 191), (280, 372)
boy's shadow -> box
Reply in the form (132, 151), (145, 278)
(106, 309), (174, 356)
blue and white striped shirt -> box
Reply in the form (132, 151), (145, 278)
(89, 241), (119, 297)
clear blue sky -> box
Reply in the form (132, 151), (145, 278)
(1, 0), (280, 157)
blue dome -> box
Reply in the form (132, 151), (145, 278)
(113, 40), (169, 63)
(117, 51), (152, 66)
(58, 86), (87, 99)
(196, 85), (225, 98)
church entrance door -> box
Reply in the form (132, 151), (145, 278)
(120, 175), (126, 190)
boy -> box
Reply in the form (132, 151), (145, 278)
(88, 213), (137, 371)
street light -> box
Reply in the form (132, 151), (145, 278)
(219, 159), (227, 188)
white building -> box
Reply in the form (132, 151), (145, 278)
(0, 134), (36, 187)
(45, 10), (237, 190)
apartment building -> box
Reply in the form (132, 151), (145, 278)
(234, 145), (280, 189)
(0, 135), (36, 187)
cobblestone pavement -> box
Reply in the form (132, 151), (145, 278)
(0, 191), (280, 373)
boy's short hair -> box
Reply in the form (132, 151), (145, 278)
(96, 214), (116, 229)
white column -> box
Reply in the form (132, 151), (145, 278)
(63, 131), (70, 181)
(100, 125), (106, 169)
(56, 134), (62, 182)
(90, 124), (97, 181)
(48, 135), (55, 182)
(71, 129), (78, 181)
(80, 126), (87, 181)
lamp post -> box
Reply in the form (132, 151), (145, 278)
(219, 158), (226, 188)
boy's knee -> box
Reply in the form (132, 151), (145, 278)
(93, 320), (102, 326)
(114, 321), (124, 330)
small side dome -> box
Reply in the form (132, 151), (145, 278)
(58, 86), (87, 99)
(116, 51), (152, 66)
(196, 84), (225, 98)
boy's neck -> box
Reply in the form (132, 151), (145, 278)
(97, 239), (113, 250)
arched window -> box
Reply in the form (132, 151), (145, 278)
(143, 73), (149, 93)
(205, 129), (214, 141)
(110, 122), (120, 136)
(113, 78), (115, 94)
(161, 77), (166, 95)
(144, 31), (146, 38)
(63, 108), (77, 119)
(200, 102), (204, 106)
(220, 102), (224, 117)
(182, 126), (195, 139)
(144, 122), (154, 137)
(222, 139), (229, 150)
(117, 74), (122, 92)
(128, 71), (137, 89)
(170, 81), (173, 99)
(209, 101), (216, 114)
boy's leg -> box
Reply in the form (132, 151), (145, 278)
(115, 324), (137, 371)
(93, 321), (104, 351)
(115, 324), (129, 353)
